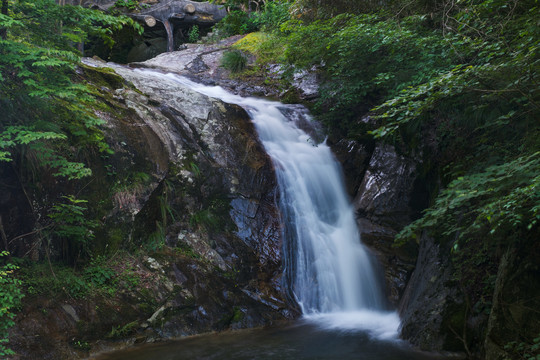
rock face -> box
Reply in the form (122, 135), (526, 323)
(135, 36), (245, 82)
(97, 57), (290, 315)
(484, 242), (540, 360)
(353, 144), (417, 229)
(398, 234), (465, 352)
(9, 57), (295, 359)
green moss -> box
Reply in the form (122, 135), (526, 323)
(81, 64), (125, 90)
(21, 262), (91, 299)
(231, 306), (245, 322)
(175, 245), (202, 260)
(107, 320), (139, 339)
(107, 228), (125, 252)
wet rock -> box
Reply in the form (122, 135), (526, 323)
(177, 231), (227, 271)
(60, 305), (80, 323)
(331, 139), (370, 196)
(354, 144), (417, 229)
(145, 256), (165, 274)
(347, 143), (419, 306)
(357, 218), (416, 306)
(131, 38), (320, 101)
(133, 36), (244, 81)
(291, 68), (319, 100)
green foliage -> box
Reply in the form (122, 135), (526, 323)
(188, 25), (200, 43)
(214, 10), (258, 36)
(107, 321), (138, 339)
(0, 0), (141, 181)
(71, 340), (90, 351)
(375, 0), (540, 253)
(234, 32), (287, 69)
(0, 126), (67, 162)
(0, 0), (142, 263)
(84, 257), (115, 287)
(289, 0), (380, 20)
(504, 334), (540, 360)
(175, 244), (202, 260)
(21, 255), (141, 300)
(0, 252), (24, 357)
(396, 153), (540, 247)
(280, 13), (456, 136)
(114, 0), (145, 10)
(144, 223), (166, 252)
(221, 50), (248, 73)
(22, 262), (89, 299)
(47, 195), (97, 256)
(245, 0), (539, 256)
(251, 1), (291, 32)
(212, 1), (290, 36)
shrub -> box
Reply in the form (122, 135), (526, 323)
(221, 50), (248, 73)
(213, 10), (258, 36)
(252, 1), (291, 32)
(188, 25), (200, 43)
(0, 252), (24, 357)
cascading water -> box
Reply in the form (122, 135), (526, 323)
(127, 68), (400, 339)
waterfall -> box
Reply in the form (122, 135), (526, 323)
(131, 69), (400, 338)
(251, 104), (387, 313)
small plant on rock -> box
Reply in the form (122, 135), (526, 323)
(188, 25), (200, 43)
(221, 50), (248, 73)
(114, 0), (141, 10)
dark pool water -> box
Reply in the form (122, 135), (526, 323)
(91, 320), (445, 360)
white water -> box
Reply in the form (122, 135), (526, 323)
(130, 69), (400, 338)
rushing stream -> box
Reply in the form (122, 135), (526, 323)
(90, 65), (418, 359)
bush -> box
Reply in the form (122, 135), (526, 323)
(221, 50), (248, 73)
(252, 1), (291, 32)
(280, 14), (456, 136)
(188, 25), (200, 43)
(213, 10), (258, 36)
(0, 252), (24, 357)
